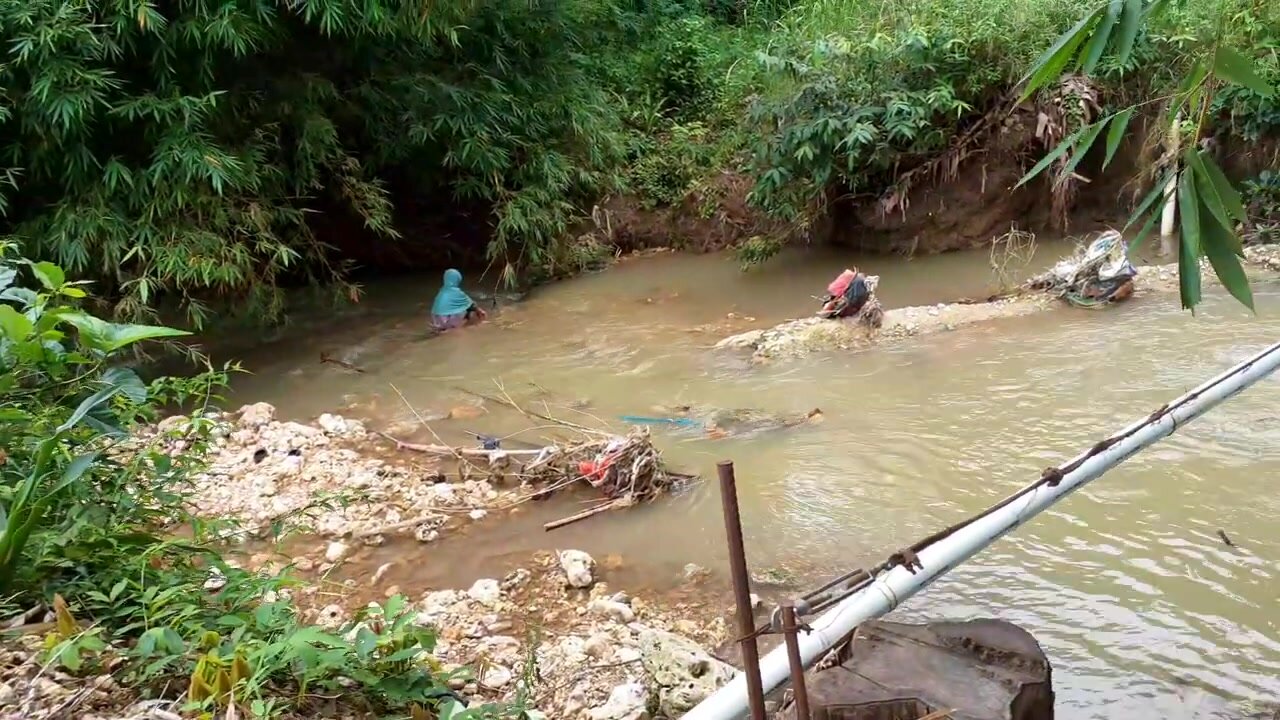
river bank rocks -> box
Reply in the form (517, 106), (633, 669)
(716, 293), (1053, 361)
(141, 402), (520, 544)
(413, 550), (734, 719)
(718, 246), (1280, 362)
(8, 550), (733, 720)
(299, 549), (732, 719)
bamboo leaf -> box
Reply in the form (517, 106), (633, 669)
(1212, 46), (1275, 97)
(1081, 0), (1123, 73)
(1016, 125), (1088, 188)
(1200, 209), (1254, 311)
(1165, 59), (1208, 129)
(1059, 120), (1107, 181)
(1123, 168), (1175, 231)
(1146, 0), (1175, 20)
(1114, 0), (1143, 64)
(1103, 108), (1134, 169)
(1126, 198), (1164, 253)
(1019, 9), (1101, 101)
(1185, 151), (1233, 244)
(1190, 151), (1247, 226)
(1177, 171), (1203, 311)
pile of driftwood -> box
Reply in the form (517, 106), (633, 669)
(381, 385), (694, 531)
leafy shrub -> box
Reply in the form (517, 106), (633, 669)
(649, 17), (721, 116)
(629, 123), (715, 207)
(746, 31), (982, 220)
(1242, 170), (1280, 245)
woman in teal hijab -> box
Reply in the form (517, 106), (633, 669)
(431, 268), (486, 331)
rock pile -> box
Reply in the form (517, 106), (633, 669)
(718, 247), (1280, 362)
(715, 295), (1051, 361)
(143, 402), (519, 542)
(410, 550), (735, 719)
(288, 548), (733, 719)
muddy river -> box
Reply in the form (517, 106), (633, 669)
(222, 243), (1279, 719)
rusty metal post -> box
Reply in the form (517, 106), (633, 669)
(717, 460), (767, 720)
(780, 604), (811, 720)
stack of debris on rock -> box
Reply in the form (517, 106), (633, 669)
(389, 427), (695, 529)
(1024, 230), (1137, 308)
(523, 428), (694, 500)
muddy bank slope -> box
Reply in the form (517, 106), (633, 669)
(717, 247), (1280, 362)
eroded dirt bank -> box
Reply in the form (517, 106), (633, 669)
(717, 246), (1280, 362)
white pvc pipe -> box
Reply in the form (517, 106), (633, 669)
(1160, 112), (1182, 257)
(1160, 170), (1178, 254)
(685, 340), (1280, 720)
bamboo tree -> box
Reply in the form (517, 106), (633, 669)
(1017, 0), (1274, 312)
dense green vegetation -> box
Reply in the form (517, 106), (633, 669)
(1, 0), (1278, 326)
(0, 246), (523, 718)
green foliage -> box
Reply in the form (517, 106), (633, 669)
(0, 246), (516, 717)
(0, 0), (635, 325)
(734, 235), (786, 268)
(1241, 170), (1280, 245)
(746, 31), (983, 220)
(1019, 0), (1275, 312)
(629, 123), (716, 208)
(651, 17), (721, 116)
(737, 0), (1104, 225)
(1212, 53), (1280, 141)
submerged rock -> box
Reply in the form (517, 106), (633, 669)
(467, 578), (502, 605)
(716, 296), (1051, 362)
(317, 412), (366, 437)
(238, 401), (276, 428)
(324, 540), (350, 563)
(559, 549), (596, 588)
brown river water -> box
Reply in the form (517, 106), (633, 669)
(221, 243), (1279, 719)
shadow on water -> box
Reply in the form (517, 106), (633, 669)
(212, 244), (1279, 720)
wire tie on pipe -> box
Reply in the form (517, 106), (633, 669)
(888, 548), (922, 574)
(1040, 466), (1064, 487)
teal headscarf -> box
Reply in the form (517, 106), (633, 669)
(431, 269), (475, 317)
